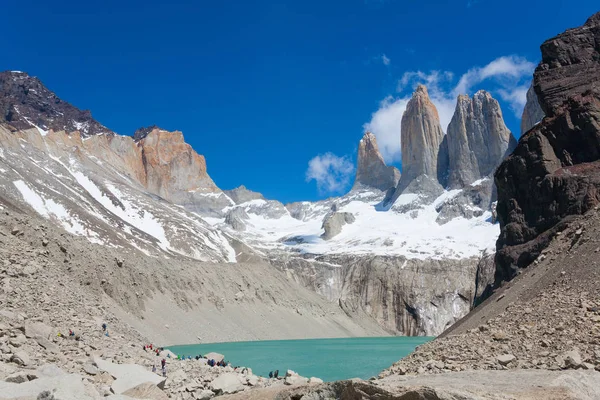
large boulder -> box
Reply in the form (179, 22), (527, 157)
(24, 321), (53, 340)
(122, 382), (169, 400)
(321, 212), (355, 240)
(209, 372), (245, 394)
(494, 12), (600, 285)
(94, 358), (166, 394)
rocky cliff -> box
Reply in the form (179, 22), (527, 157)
(397, 85), (448, 193)
(494, 11), (600, 285)
(0, 71), (112, 136)
(520, 83), (545, 135)
(446, 91), (517, 189)
(353, 132), (400, 192)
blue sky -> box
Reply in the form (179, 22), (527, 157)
(1, 1), (598, 203)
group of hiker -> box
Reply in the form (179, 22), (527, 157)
(152, 358), (168, 377)
(175, 353), (230, 368)
(143, 343), (165, 356)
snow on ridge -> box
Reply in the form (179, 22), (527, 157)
(13, 180), (102, 242)
(220, 189), (499, 261)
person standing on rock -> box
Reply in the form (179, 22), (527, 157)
(161, 358), (166, 369)
(102, 323), (107, 332)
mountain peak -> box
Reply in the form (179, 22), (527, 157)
(353, 131), (400, 192)
(0, 71), (112, 136)
(446, 90), (516, 188)
(397, 85), (446, 193)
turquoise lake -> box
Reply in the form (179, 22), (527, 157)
(168, 336), (432, 382)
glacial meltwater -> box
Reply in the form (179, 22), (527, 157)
(167, 336), (432, 382)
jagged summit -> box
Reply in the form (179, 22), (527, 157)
(397, 84), (447, 194)
(446, 90), (516, 188)
(0, 71), (112, 136)
(353, 131), (400, 192)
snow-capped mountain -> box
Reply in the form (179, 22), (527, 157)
(0, 70), (525, 336)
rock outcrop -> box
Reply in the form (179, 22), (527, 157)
(225, 207), (250, 231)
(446, 91), (517, 188)
(353, 132), (400, 192)
(224, 185), (265, 205)
(494, 11), (600, 284)
(321, 212), (355, 240)
(0, 71), (112, 136)
(520, 83), (545, 135)
(397, 85), (448, 193)
(136, 127), (220, 200)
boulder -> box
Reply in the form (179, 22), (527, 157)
(24, 321), (53, 340)
(321, 212), (355, 240)
(83, 362), (99, 376)
(284, 375), (309, 385)
(564, 350), (583, 369)
(309, 377), (323, 384)
(5, 371), (35, 383)
(94, 358), (166, 394)
(497, 354), (516, 366)
(195, 389), (215, 399)
(210, 372), (245, 394)
(11, 351), (30, 366)
(122, 382), (169, 400)
(246, 374), (259, 386)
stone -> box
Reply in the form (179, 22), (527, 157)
(321, 212), (355, 240)
(224, 208), (249, 231)
(11, 350), (30, 366)
(284, 375), (309, 385)
(94, 358), (166, 394)
(353, 131), (401, 192)
(246, 374), (259, 386)
(83, 362), (99, 375)
(497, 354), (516, 366)
(564, 350), (582, 369)
(24, 321), (53, 340)
(309, 377), (323, 384)
(122, 382), (169, 400)
(5, 371), (34, 383)
(209, 372), (245, 394)
(194, 389), (215, 399)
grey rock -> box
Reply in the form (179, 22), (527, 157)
(353, 131), (400, 192)
(83, 362), (99, 376)
(224, 208), (249, 231)
(397, 85), (447, 193)
(564, 349), (582, 369)
(521, 82), (545, 135)
(224, 185), (265, 205)
(497, 354), (516, 366)
(209, 372), (244, 394)
(446, 91), (517, 189)
(11, 351), (30, 366)
(122, 382), (168, 400)
(321, 212), (355, 240)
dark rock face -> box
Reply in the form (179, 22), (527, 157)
(520, 83), (545, 135)
(353, 132), (400, 192)
(0, 71), (112, 136)
(133, 125), (162, 141)
(494, 12), (600, 285)
(446, 91), (517, 189)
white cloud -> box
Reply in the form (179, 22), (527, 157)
(381, 54), (391, 66)
(362, 96), (408, 163)
(453, 56), (535, 97)
(306, 153), (355, 195)
(363, 55), (535, 164)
